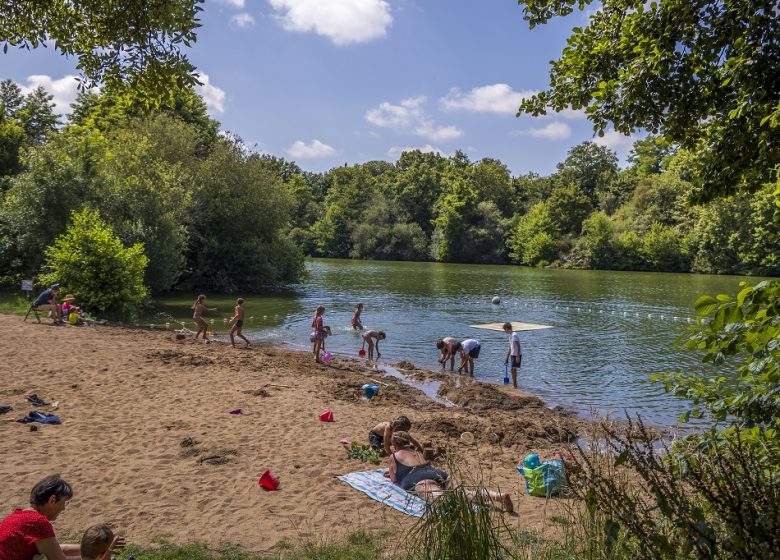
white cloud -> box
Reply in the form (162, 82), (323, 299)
(387, 144), (447, 158)
(18, 75), (82, 116)
(514, 121), (572, 140)
(440, 84), (537, 114)
(267, 0), (392, 45)
(195, 72), (226, 115)
(231, 12), (256, 27)
(553, 107), (588, 120)
(287, 139), (336, 159)
(365, 96), (463, 141)
(593, 129), (638, 152)
(216, 0), (246, 8)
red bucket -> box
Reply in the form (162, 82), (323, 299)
(358, 348), (366, 357)
(259, 469), (280, 491)
(319, 409), (334, 422)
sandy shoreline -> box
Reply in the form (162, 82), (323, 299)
(0, 314), (586, 551)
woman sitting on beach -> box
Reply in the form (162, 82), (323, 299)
(0, 474), (80, 559)
(386, 432), (514, 513)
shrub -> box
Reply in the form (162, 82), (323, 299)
(40, 208), (148, 319)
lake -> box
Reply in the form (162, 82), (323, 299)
(148, 259), (758, 427)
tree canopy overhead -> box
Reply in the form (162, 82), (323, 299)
(0, 0), (203, 104)
(516, 0), (780, 202)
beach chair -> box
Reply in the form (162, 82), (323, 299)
(23, 303), (42, 323)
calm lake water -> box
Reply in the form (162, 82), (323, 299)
(148, 259), (761, 427)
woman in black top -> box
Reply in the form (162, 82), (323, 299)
(386, 432), (514, 513)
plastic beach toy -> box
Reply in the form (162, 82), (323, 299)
(460, 431), (475, 445)
(362, 383), (380, 398)
(319, 409), (334, 422)
(259, 470), (280, 491)
(229, 408), (242, 415)
(358, 348), (366, 357)
(503, 364), (510, 385)
(322, 352), (333, 362)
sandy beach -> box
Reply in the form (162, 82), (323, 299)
(0, 314), (587, 552)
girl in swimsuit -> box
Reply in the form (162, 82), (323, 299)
(311, 305), (326, 362)
(192, 294), (217, 341)
(351, 303), (364, 330)
(386, 432), (514, 513)
(361, 329), (385, 360)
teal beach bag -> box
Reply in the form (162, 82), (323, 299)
(517, 455), (567, 497)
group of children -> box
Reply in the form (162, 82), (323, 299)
(436, 322), (523, 388)
(191, 298), (524, 389)
(311, 303), (385, 363)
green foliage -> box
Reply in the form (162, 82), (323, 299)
(407, 483), (515, 560)
(579, 211), (614, 269)
(345, 442), (381, 465)
(555, 142), (619, 206)
(516, 0), (780, 202)
(186, 136), (303, 292)
(641, 223), (690, 272)
(350, 194), (428, 261)
(547, 183), (593, 235)
(40, 209), (148, 319)
(508, 202), (558, 266)
(660, 280), (780, 433)
(0, 1), (203, 105)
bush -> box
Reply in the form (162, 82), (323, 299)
(579, 211), (614, 269)
(40, 209), (148, 319)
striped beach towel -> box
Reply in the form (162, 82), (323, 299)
(338, 469), (427, 517)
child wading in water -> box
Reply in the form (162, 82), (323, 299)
(351, 303), (364, 330)
(192, 294), (217, 341)
(229, 298), (250, 348)
(361, 330), (386, 360)
(311, 305), (327, 362)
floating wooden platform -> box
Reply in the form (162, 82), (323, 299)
(470, 321), (554, 332)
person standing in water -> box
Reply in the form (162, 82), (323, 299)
(192, 294), (217, 341)
(351, 303), (364, 330)
(502, 322), (522, 389)
(229, 298), (250, 348)
(361, 330), (386, 360)
(311, 305), (327, 362)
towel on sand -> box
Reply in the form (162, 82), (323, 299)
(17, 411), (61, 424)
(338, 469), (427, 517)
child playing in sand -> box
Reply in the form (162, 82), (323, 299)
(351, 303), (364, 330)
(361, 330), (385, 360)
(229, 298), (250, 348)
(311, 305), (327, 363)
(192, 294), (217, 341)
(79, 523), (125, 560)
(369, 415), (422, 455)
(436, 337), (461, 371)
(502, 322), (522, 389)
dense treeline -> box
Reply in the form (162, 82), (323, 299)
(1, 81), (778, 307)
(0, 81), (303, 297)
(289, 138), (779, 275)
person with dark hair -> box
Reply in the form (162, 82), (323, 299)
(368, 415), (422, 455)
(436, 337), (461, 371)
(0, 474), (79, 559)
(387, 432), (514, 513)
(31, 285), (63, 325)
(228, 298), (250, 348)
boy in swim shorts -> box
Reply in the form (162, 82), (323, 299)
(457, 338), (480, 376)
(229, 298), (250, 348)
(502, 322), (522, 388)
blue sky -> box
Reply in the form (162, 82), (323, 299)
(2, 0), (638, 175)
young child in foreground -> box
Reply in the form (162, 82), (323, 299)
(369, 415), (422, 455)
(80, 523), (125, 560)
(229, 298), (250, 348)
(361, 330), (386, 360)
(351, 303), (363, 330)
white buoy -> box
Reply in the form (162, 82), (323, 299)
(492, 296), (501, 305)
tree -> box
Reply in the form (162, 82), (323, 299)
(555, 142), (618, 205)
(16, 86), (59, 144)
(508, 201), (559, 266)
(516, 0), (780, 201)
(39, 208), (148, 319)
(628, 135), (675, 177)
(579, 211), (614, 269)
(350, 194), (428, 261)
(0, 1), (203, 104)
(546, 183), (593, 235)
